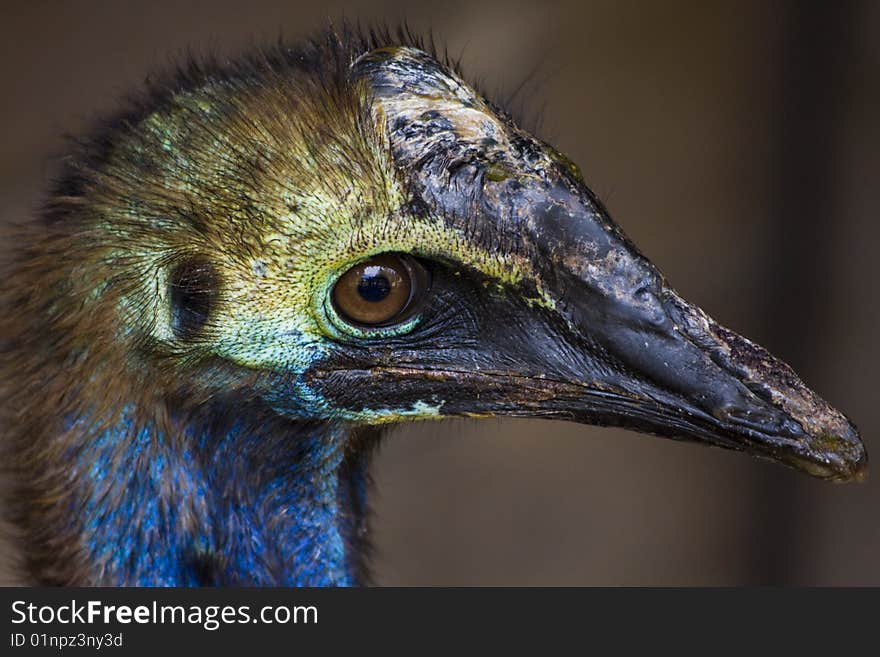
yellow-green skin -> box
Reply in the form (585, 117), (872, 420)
(89, 47), (555, 425)
(0, 33), (867, 587)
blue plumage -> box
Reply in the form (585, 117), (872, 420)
(1, 27), (864, 587)
(75, 410), (356, 585)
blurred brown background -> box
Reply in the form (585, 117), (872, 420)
(2, 0), (878, 585)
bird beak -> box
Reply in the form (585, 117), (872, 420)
(349, 45), (866, 481)
(477, 175), (868, 482)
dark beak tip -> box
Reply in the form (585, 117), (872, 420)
(803, 426), (868, 483)
(851, 456), (869, 483)
(836, 440), (868, 483)
(828, 454), (868, 484)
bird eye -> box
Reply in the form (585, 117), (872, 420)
(169, 258), (217, 340)
(331, 253), (429, 328)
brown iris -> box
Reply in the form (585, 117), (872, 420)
(331, 254), (429, 327)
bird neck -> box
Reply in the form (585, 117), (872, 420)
(67, 405), (371, 586)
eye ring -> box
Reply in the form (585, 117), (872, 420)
(329, 253), (430, 332)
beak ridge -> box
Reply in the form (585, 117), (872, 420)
(667, 290), (867, 481)
(524, 184), (866, 481)
(353, 44), (867, 481)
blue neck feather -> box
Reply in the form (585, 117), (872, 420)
(71, 408), (367, 586)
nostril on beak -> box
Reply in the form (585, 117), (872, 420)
(633, 285), (667, 328)
(713, 403), (787, 435)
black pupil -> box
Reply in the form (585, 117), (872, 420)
(357, 272), (391, 302)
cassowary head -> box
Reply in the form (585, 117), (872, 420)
(0, 29), (866, 586)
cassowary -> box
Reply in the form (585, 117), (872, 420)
(0, 30), (866, 586)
